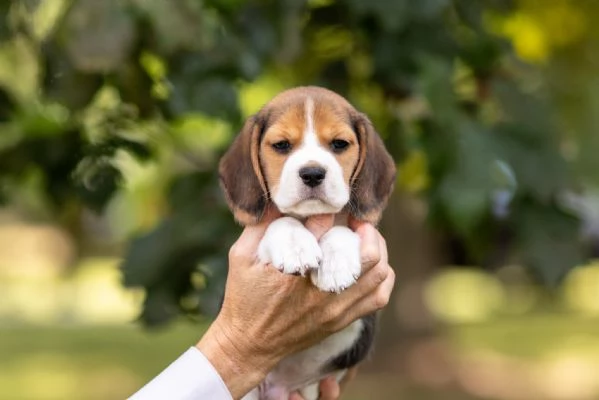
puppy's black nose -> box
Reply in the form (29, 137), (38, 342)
(299, 166), (326, 187)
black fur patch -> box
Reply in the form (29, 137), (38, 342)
(325, 313), (376, 372)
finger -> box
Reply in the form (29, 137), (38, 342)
(355, 224), (382, 273)
(347, 214), (365, 231)
(289, 393), (304, 400)
(318, 376), (341, 400)
(348, 215), (377, 237)
(370, 266), (395, 310)
(340, 266), (395, 326)
(230, 226), (266, 260)
(304, 214), (335, 240)
(348, 218), (385, 273)
(378, 232), (388, 265)
(230, 205), (282, 261)
(336, 260), (390, 311)
(326, 230), (389, 320)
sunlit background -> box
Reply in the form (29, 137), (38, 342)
(2, 0), (599, 399)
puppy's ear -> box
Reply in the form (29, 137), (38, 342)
(219, 115), (268, 226)
(349, 112), (396, 224)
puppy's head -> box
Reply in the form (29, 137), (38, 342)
(219, 86), (396, 225)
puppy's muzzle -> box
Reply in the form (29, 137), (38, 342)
(299, 166), (326, 188)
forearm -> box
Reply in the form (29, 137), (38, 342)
(196, 320), (277, 399)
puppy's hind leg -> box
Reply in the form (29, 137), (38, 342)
(298, 383), (319, 400)
(299, 370), (347, 400)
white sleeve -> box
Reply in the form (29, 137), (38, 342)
(129, 347), (233, 400)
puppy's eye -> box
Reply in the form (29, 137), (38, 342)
(331, 139), (349, 152)
(272, 140), (291, 153)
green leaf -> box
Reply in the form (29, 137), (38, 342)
(515, 202), (585, 286)
(0, 36), (40, 105)
(140, 287), (181, 327)
(43, 45), (104, 110)
(195, 256), (228, 317)
(409, 0), (451, 20)
(131, 0), (203, 54)
(493, 124), (571, 202)
(346, 0), (410, 32)
(121, 219), (177, 287)
(418, 56), (459, 127)
(493, 79), (554, 135)
(168, 77), (240, 120)
(75, 161), (123, 213)
(61, 0), (135, 73)
(438, 120), (496, 235)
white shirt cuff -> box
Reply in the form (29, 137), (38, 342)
(129, 347), (233, 400)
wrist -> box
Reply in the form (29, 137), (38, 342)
(196, 318), (275, 398)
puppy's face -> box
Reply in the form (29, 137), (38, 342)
(219, 86), (396, 226)
(260, 97), (360, 216)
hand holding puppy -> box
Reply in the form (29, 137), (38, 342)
(196, 210), (395, 399)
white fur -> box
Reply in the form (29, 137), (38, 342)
(241, 320), (363, 400)
(297, 384), (319, 400)
(241, 389), (260, 400)
(271, 98), (350, 216)
(258, 217), (322, 275)
(311, 226), (361, 293)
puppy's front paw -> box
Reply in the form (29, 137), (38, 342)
(258, 217), (322, 275)
(311, 226), (361, 293)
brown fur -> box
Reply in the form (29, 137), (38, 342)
(219, 86), (396, 225)
(259, 103), (305, 197)
(218, 115), (268, 225)
(347, 112), (396, 223)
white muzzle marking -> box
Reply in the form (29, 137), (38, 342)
(272, 98), (350, 216)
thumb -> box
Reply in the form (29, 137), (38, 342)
(348, 214), (369, 234)
(304, 214), (334, 240)
(232, 205), (282, 257)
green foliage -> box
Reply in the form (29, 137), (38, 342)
(0, 0), (597, 325)
(121, 171), (237, 325)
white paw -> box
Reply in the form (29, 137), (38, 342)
(258, 217), (322, 275)
(311, 226), (361, 293)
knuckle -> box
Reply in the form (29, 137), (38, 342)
(379, 235), (387, 248)
(374, 291), (390, 309)
(227, 246), (237, 261)
(327, 302), (343, 321)
(361, 243), (380, 265)
(319, 314), (336, 333)
(228, 244), (245, 262)
(373, 264), (389, 284)
(320, 303), (343, 330)
(322, 320), (338, 335)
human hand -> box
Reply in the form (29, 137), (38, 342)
(196, 209), (394, 399)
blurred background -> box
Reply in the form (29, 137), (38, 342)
(1, 0), (599, 399)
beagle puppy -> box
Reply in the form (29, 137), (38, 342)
(219, 86), (395, 400)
